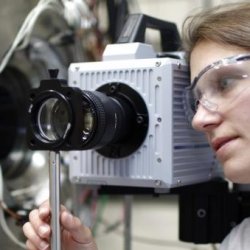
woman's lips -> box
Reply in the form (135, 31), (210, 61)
(211, 136), (238, 152)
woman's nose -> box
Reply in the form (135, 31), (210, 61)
(191, 104), (222, 132)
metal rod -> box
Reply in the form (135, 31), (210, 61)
(124, 195), (133, 250)
(49, 151), (61, 250)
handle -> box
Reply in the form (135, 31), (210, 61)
(116, 13), (181, 52)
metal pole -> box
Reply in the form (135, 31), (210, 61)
(124, 195), (133, 250)
(49, 151), (61, 250)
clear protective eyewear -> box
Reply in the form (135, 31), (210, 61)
(185, 54), (250, 120)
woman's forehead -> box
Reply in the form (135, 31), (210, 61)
(190, 41), (249, 81)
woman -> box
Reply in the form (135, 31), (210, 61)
(23, 2), (250, 249)
(182, 2), (250, 249)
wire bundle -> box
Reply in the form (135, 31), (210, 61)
(0, 0), (65, 74)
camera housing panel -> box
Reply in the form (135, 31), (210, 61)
(68, 43), (220, 191)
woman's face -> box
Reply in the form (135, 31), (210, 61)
(190, 40), (250, 183)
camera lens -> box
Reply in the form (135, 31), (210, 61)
(37, 97), (71, 142)
(28, 80), (148, 157)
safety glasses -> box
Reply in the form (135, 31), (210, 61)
(185, 54), (250, 120)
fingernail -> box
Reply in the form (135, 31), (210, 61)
(40, 241), (49, 250)
(39, 225), (50, 236)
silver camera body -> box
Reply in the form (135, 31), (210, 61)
(68, 43), (219, 192)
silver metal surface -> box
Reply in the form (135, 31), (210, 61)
(49, 151), (61, 250)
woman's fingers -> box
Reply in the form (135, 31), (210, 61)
(61, 210), (93, 244)
(38, 201), (50, 221)
(29, 208), (51, 239)
(23, 199), (98, 250)
(23, 222), (50, 250)
(38, 200), (67, 220)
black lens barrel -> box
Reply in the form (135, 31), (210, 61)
(79, 90), (133, 149)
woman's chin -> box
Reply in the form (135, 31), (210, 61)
(223, 162), (250, 184)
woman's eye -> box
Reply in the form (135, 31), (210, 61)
(218, 77), (235, 90)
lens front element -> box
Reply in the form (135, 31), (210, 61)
(37, 97), (71, 142)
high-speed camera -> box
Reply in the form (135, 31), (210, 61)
(27, 14), (220, 191)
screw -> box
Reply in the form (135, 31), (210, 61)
(197, 209), (206, 218)
(109, 84), (118, 93)
(157, 117), (162, 122)
(155, 62), (161, 67)
(136, 115), (144, 124)
(154, 180), (161, 186)
(157, 158), (162, 163)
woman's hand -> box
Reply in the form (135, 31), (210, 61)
(23, 200), (98, 250)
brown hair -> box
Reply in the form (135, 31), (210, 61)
(182, 2), (250, 62)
